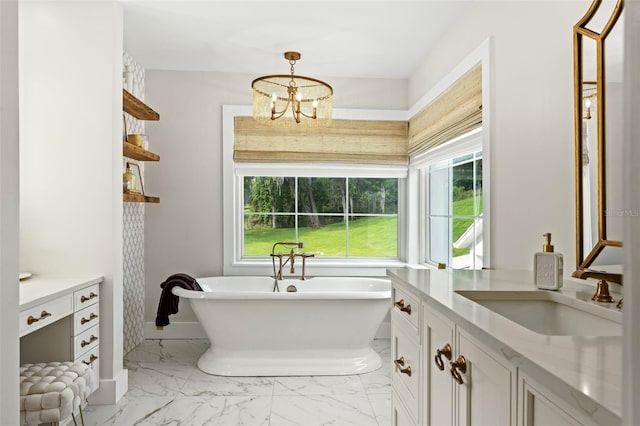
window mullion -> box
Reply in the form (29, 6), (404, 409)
(295, 177), (299, 242)
(345, 177), (349, 257)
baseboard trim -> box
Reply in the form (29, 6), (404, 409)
(144, 320), (391, 340)
(89, 368), (128, 405)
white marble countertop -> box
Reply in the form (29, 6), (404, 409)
(20, 274), (103, 311)
(386, 268), (622, 425)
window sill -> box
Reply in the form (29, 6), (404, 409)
(224, 258), (407, 277)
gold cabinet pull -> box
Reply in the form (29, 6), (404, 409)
(434, 343), (452, 371)
(27, 310), (52, 325)
(394, 356), (412, 376)
(81, 335), (98, 348)
(80, 292), (98, 303)
(450, 355), (467, 385)
(394, 299), (412, 315)
(80, 313), (98, 325)
(82, 354), (98, 365)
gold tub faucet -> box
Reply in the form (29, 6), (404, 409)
(271, 241), (305, 291)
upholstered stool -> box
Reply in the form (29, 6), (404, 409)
(20, 362), (94, 426)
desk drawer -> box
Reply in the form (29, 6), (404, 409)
(73, 304), (99, 335)
(74, 347), (99, 392)
(20, 294), (73, 337)
(74, 284), (99, 310)
(73, 325), (99, 358)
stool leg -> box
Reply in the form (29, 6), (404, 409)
(79, 405), (85, 426)
(71, 411), (78, 426)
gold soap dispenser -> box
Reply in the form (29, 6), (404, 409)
(534, 233), (563, 290)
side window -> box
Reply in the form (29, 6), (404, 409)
(428, 151), (483, 269)
(242, 176), (399, 258)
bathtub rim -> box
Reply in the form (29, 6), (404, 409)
(172, 276), (392, 300)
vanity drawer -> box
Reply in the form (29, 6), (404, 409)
(73, 303), (99, 335)
(392, 318), (421, 422)
(74, 284), (99, 310)
(392, 287), (420, 333)
(20, 294), (73, 337)
(74, 347), (99, 392)
(73, 325), (99, 358)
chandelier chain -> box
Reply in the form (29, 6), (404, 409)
(289, 60), (296, 87)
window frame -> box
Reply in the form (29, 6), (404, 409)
(414, 130), (486, 268)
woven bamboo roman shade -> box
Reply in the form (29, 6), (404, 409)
(408, 64), (482, 156)
(234, 117), (408, 164)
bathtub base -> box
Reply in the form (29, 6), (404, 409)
(197, 346), (383, 376)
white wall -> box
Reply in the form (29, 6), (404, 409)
(0, 0), (20, 423)
(409, 1), (587, 271)
(19, 1), (126, 404)
(143, 71), (407, 327)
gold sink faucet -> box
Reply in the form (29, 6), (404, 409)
(572, 269), (622, 303)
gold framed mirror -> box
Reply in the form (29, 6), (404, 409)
(573, 0), (624, 285)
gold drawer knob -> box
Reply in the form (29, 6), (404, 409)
(80, 313), (98, 325)
(434, 343), (452, 371)
(394, 299), (412, 315)
(394, 356), (412, 376)
(81, 335), (98, 348)
(27, 310), (52, 325)
(80, 292), (98, 303)
(450, 355), (467, 385)
(82, 354), (98, 365)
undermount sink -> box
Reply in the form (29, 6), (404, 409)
(455, 290), (622, 336)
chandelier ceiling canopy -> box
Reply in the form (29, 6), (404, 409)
(252, 51), (333, 128)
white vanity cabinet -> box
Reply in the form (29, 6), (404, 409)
(388, 269), (615, 426)
(422, 302), (516, 426)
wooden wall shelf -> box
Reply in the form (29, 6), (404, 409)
(123, 193), (160, 203)
(123, 142), (160, 161)
(123, 90), (159, 121)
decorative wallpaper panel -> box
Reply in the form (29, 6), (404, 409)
(123, 51), (146, 354)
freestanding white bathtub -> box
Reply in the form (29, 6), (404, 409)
(172, 276), (391, 376)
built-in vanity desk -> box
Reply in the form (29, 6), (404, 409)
(387, 268), (622, 426)
(20, 275), (103, 392)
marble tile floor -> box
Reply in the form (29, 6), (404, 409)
(84, 339), (391, 426)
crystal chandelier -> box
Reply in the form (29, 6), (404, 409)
(252, 51), (333, 128)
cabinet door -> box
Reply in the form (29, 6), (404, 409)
(424, 304), (455, 426)
(520, 373), (589, 426)
(456, 329), (516, 426)
(393, 390), (419, 426)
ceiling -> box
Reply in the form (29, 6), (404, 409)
(119, 1), (469, 80)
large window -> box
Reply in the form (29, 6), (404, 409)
(428, 151), (483, 269)
(242, 176), (399, 258)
